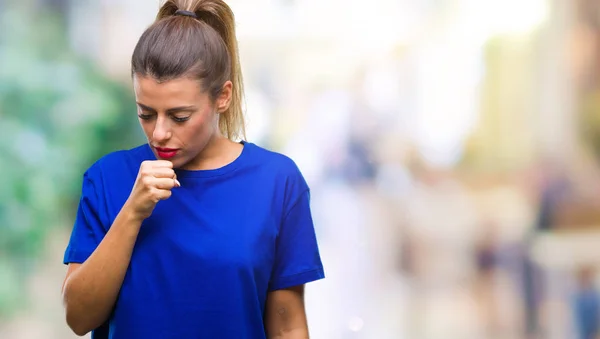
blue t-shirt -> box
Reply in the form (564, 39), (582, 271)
(63, 142), (325, 339)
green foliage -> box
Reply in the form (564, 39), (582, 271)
(0, 4), (142, 316)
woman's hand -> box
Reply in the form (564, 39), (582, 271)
(125, 160), (180, 221)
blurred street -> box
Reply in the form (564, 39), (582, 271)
(3, 0), (600, 338)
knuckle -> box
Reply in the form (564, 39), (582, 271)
(141, 176), (152, 187)
(150, 190), (161, 203)
(140, 166), (152, 176)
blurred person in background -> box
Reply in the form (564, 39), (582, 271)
(60, 1), (324, 338)
(573, 266), (600, 339)
(473, 223), (502, 338)
(523, 159), (572, 338)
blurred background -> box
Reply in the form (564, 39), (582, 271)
(2, 0), (600, 338)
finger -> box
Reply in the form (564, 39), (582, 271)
(151, 167), (176, 179)
(141, 160), (172, 168)
(140, 161), (173, 177)
(162, 172), (180, 187)
(152, 160), (174, 168)
(171, 172), (181, 187)
(153, 188), (172, 202)
(152, 177), (177, 190)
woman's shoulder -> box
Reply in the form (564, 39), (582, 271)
(246, 142), (302, 176)
(245, 142), (308, 192)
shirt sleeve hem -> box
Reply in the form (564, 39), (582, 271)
(63, 248), (92, 265)
(268, 267), (325, 291)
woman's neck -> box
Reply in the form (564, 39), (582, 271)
(183, 135), (243, 171)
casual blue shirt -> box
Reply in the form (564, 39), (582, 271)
(63, 142), (325, 339)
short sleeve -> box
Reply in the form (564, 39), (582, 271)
(63, 168), (108, 265)
(268, 188), (325, 291)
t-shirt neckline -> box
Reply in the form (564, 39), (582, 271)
(143, 141), (251, 178)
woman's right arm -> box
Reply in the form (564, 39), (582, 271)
(61, 160), (179, 336)
(61, 204), (143, 336)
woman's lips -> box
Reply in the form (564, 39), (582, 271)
(155, 147), (179, 159)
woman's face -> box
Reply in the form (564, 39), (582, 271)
(133, 75), (231, 169)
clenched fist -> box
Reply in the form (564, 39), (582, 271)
(125, 160), (180, 221)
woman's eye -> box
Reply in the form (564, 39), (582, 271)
(172, 116), (190, 123)
(137, 113), (154, 120)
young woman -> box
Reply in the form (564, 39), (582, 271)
(61, 1), (324, 338)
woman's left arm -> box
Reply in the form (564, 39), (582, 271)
(265, 285), (309, 339)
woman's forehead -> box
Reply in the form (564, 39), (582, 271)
(133, 75), (204, 103)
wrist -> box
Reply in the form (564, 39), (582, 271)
(120, 201), (146, 225)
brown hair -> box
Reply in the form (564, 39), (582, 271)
(131, 0), (245, 141)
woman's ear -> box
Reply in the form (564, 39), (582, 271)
(216, 81), (232, 113)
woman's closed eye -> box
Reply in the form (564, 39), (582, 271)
(138, 112), (154, 120)
(171, 115), (190, 123)
(137, 112), (190, 123)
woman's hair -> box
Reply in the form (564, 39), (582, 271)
(131, 0), (245, 141)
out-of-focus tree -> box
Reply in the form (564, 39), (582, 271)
(0, 3), (141, 316)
